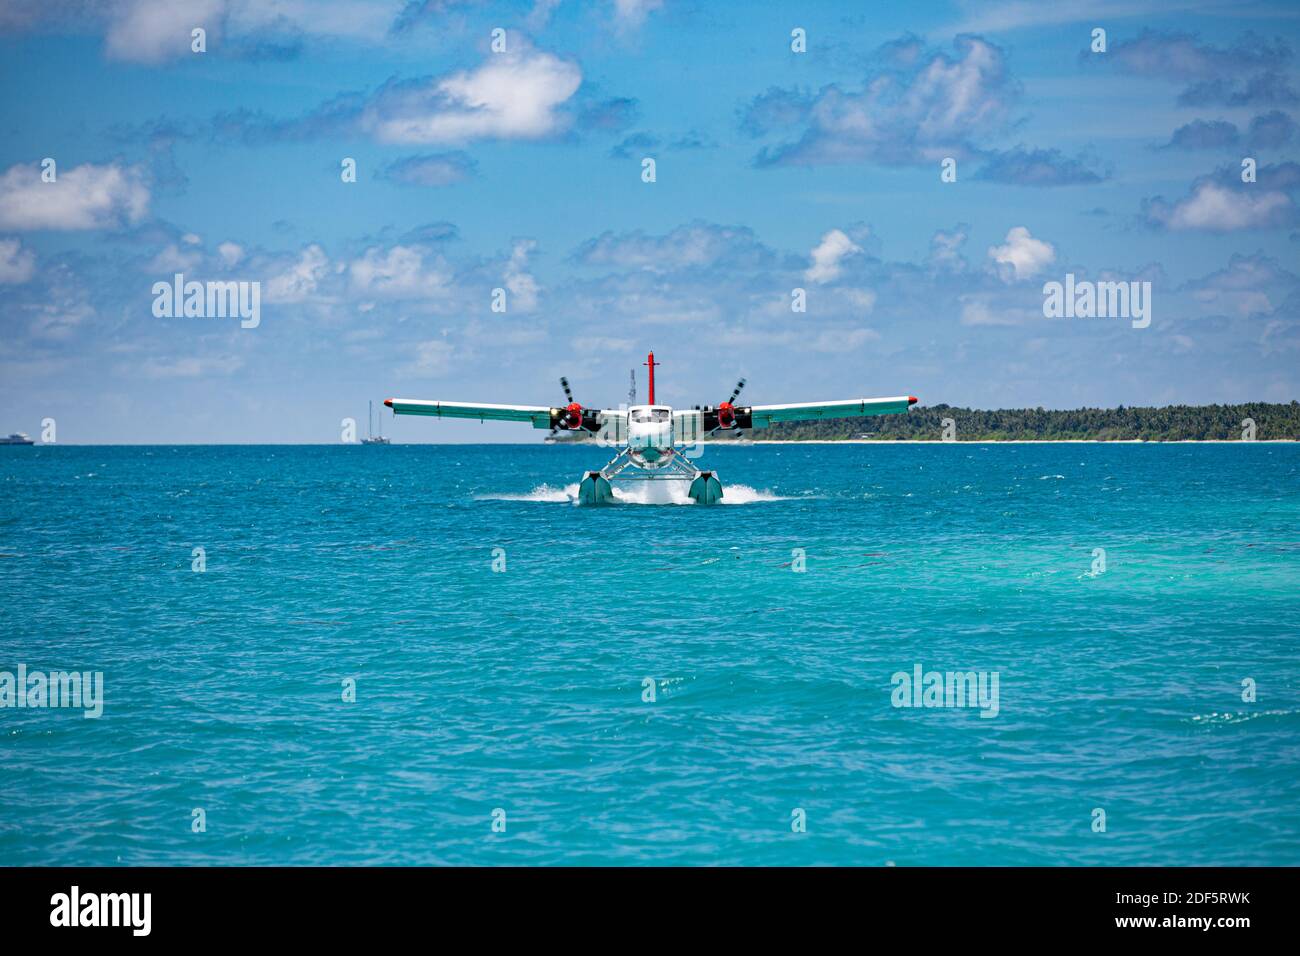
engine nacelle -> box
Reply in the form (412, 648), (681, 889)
(549, 403), (601, 432)
(701, 404), (753, 432)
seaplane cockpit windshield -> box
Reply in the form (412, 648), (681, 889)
(631, 407), (670, 423)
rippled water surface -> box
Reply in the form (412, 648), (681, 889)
(1, 443), (1298, 865)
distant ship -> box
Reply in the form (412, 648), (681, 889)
(362, 400), (390, 444)
(0, 432), (34, 445)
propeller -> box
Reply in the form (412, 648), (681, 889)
(554, 376), (584, 432)
(717, 377), (747, 429)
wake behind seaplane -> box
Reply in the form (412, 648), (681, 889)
(384, 351), (917, 505)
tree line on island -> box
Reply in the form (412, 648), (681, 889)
(760, 402), (1300, 441)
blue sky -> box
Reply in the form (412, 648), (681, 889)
(1, 0), (1298, 442)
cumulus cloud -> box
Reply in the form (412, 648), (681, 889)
(805, 229), (863, 284)
(1097, 30), (1297, 107)
(1180, 252), (1296, 317)
(104, 0), (225, 64)
(928, 225), (969, 273)
(573, 221), (780, 272)
(4, 0), (398, 63)
(744, 35), (1019, 167)
(0, 162), (149, 230)
(20, 267), (95, 339)
(975, 146), (1107, 186)
(348, 245), (451, 299)
(359, 48), (582, 144)
(402, 338), (456, 376)
(1160, 118), (1240, 149)
(212, 44), (628, 148)
(1247, 110), (1297, 147)
(140, 354), (245, 379)
(988, 226), (1055, 281)
(1159, 112), (1295, 150)
(1142, 163), (1300, 232)
(264, 244), (330, 302)
(0, 238), (35, 283)
(959, 295), (1022, 327)
(217, 241), (244, 267)
(503, 239), (540, 311)
(380, 152), (477, 186)
(145, 242), (203, 273)
(613, 0), (664, 33)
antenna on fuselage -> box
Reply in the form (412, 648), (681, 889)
(643, 350), (660, 404)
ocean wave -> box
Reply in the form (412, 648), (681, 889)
(477, 480), (791, 505)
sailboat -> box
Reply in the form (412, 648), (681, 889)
(362, 400), (390, 444)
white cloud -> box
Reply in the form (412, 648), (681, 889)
(1148, 180), (1293, 232)
(217, 241), (245, 267)
(526, 0), (563, 30)
(844, 288), (877, 311)
(403, 338), (456, 376)
(360, 49), (582, 144)
(573, 222), (774, 272)
(226, 0), (396, 43)
(265, 244), (330, 302)
(805, 228), (862, 284)
(503, 239), (540, 311)
(98, 0), (395, 64)
(146, 242), (203, 273)
(929, 226), (969, 272)
(382, 152), (476, 186)
(988, 226), (1055, 281)
(348, 245), (450, 299)
(0, 162), (149, 230)
(959, 296), (1018, 326)
(749, 36), (1017, 167)
(139, 355), (245, 379)
(0, 238), (35, 283)
(613, 0), (664, 32)
(104, 0), (226, 65)
(27, 296), (93, 340)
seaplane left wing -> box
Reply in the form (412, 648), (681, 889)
(384, 397), (629, 436)
(384, 398), (555, 429)
(747, 395), (917, 429)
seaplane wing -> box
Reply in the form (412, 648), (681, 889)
(676, 395), (918, 440)
(385, 397), (629, 435)
(384, 398), (554, 428)
(747, 395), (917, 428)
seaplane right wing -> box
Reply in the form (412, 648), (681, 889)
(675, 395), (917, 440)
(747, 396), (917, 428)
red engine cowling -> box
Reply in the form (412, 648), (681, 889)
(561, 401), (583, 429)
(717, 402), (736, 429)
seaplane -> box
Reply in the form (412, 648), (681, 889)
(384, 351), (917, 505)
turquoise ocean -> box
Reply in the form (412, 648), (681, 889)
(1, 442), (1297, 866)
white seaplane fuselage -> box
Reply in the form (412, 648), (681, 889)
(626, 405), (676, 467)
